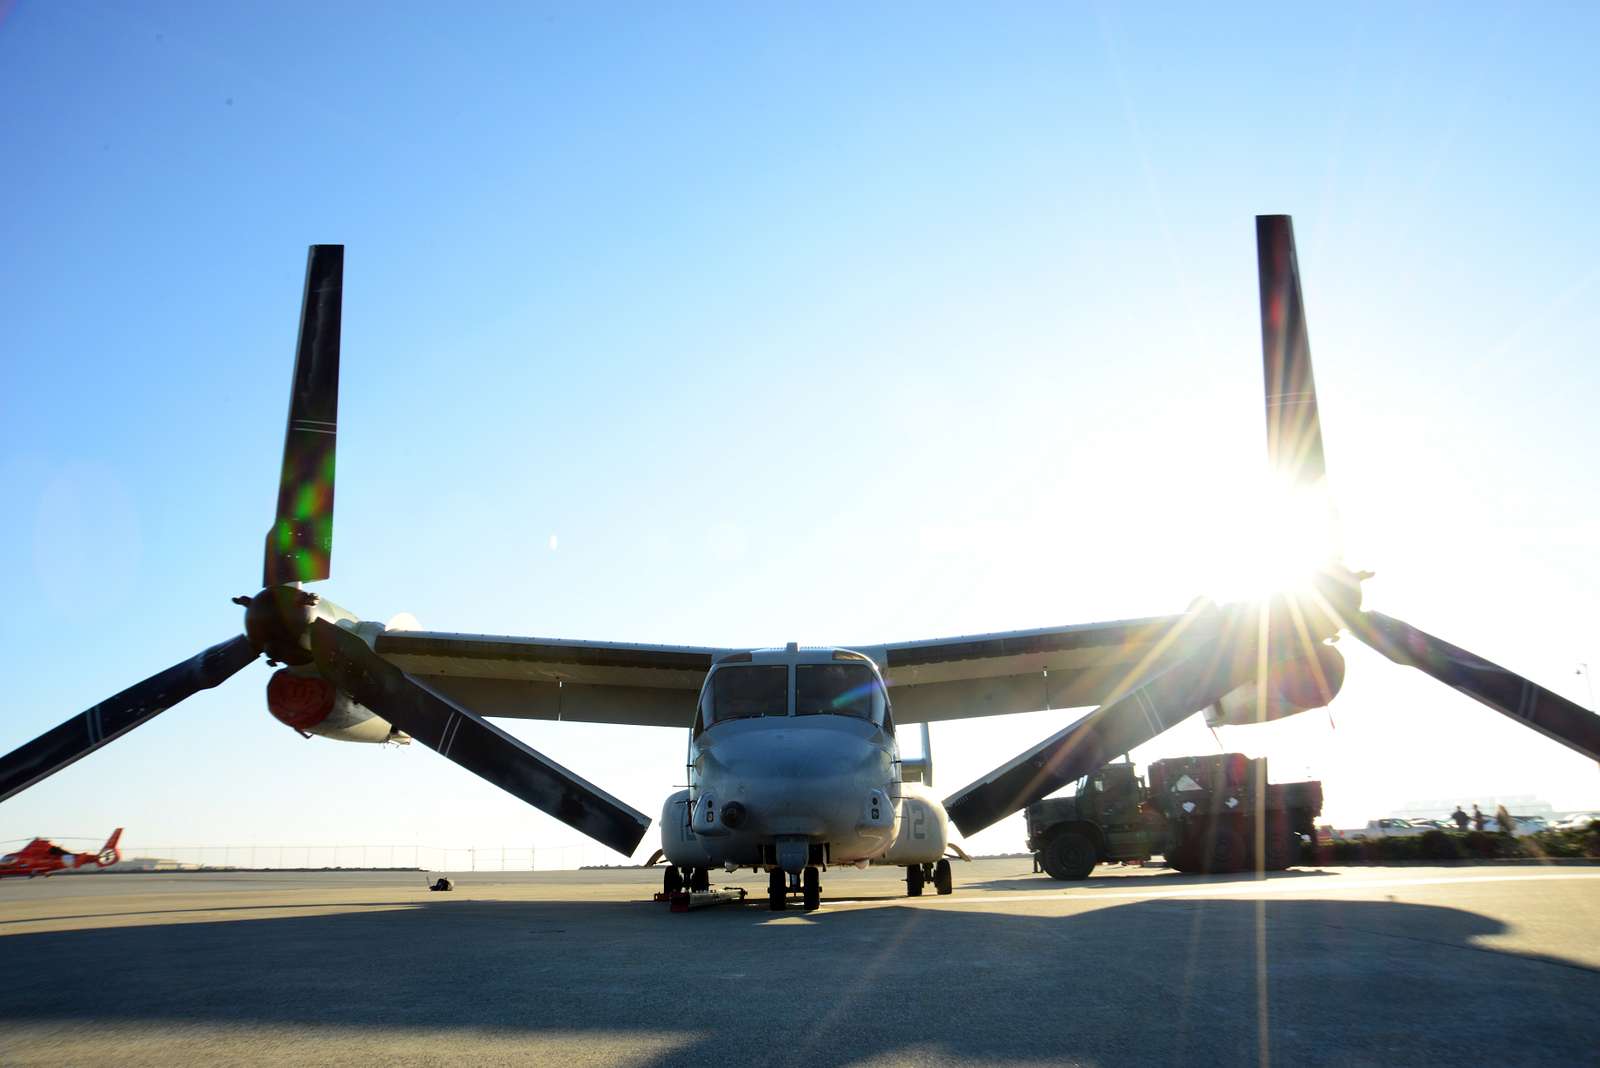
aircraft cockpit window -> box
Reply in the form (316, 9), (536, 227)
(795, 663), (887, 722)
(703, 665), (789, 726)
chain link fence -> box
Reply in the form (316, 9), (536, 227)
(4, 838), (599, 872)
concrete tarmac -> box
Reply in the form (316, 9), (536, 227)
(1, 860), (1596, 1066)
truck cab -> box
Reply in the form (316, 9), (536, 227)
(1024, 762), (1157, 879)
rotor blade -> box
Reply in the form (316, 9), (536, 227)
(1350, 611), (1600, 762)
(1257, 214), (1326, 490)
(0, 636), (258, 803)
(309, 620), (651, 856)
(943, 633), (1252, 837)
(264, 244), (343, 587)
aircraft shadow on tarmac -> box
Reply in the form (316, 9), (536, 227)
(0, 895), (1594, 1066)
(0, 902), (413, 928)
(966, 867), (1337, 893)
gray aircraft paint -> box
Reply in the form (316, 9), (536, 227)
(662, 647), (949, 872)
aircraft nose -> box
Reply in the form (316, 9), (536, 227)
(708, 722), (881, 779)
(697, 721), (890, 837)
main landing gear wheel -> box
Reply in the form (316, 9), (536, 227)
(768, 867), (787, 911)
(663, 867), (683, 895)
(906, 864), (924, 897)
(933, 857), (953, 895)
(1043, 832), (1097, 881)
(802, 866), (821, 911)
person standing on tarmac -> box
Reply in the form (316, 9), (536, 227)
(1495, 804), (1515, 836)
(1472, 804), (1488, 832)
(1451, 805), (1470, 831)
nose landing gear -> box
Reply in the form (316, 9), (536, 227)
(768, 867), (786, 910)
(769, 866), (823, 911)
(663, 866), (711, 896)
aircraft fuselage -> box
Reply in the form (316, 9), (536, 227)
(660, 647), (948, 874)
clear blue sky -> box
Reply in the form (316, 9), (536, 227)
(3, 3), (1597, 864)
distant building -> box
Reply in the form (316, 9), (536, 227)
(105, 857), (202, 872)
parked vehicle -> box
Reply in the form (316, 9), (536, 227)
(1345, 818), (1430, 840)
(1553, 813), (1600, 832)
(1024, 754), (1322, 879)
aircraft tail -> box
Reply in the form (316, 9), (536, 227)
(97, 827), (124, 867)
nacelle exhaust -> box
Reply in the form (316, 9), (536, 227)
(266, 669), (408, 744)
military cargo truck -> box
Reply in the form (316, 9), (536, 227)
(1024, 753), (1322, 880)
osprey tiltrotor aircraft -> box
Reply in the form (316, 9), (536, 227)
(3, 217), (1597, 911)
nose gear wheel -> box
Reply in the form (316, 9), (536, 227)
(802, 866), (821, 911)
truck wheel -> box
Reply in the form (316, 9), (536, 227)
(1204, 828), (1246, 873)
(1263, 820), (1298, 871)
(933, 858), (953, 895)
(1039, 850), (1069, 880)
(1045, 832), (1097, 881)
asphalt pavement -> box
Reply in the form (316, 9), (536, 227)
(1, 860), (1595, 1066)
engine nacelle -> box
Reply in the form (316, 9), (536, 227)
(266, 669), (407, 744)
(659, 789), (713, 868)
(1204, 643), (1346, 728)
(878, 783), (949, 865)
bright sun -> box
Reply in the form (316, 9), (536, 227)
(1197, 475), (1342, 605)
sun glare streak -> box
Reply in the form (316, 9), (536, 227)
(1256, 895), (1271, 1067)
(1278, 592), (1336, 703)
(1007, 606), (1224, 812)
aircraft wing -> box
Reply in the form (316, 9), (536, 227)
(862, 612), (1208, 724)
(374, 630), (735, 729)
(376, 614), (1214, 729)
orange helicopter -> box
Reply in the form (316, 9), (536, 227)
(0, 829), (122, 878)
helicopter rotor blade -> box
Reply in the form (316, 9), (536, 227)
(308, 620), (651, 856)
(264, 244), (343, 587)
(1349, 611), (1600, 762)
(0, 636), (259, 804)
(1257, 214), (1327, 493)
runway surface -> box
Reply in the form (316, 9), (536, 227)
(2, 860), (1596, 1066)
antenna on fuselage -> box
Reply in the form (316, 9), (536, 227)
(920, 723), (934, 788)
